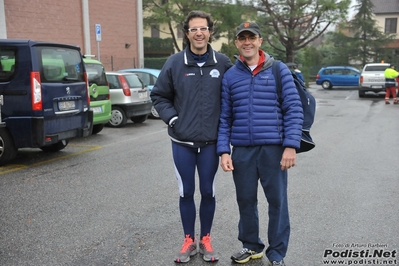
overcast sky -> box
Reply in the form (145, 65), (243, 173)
(348, 0), (357, 19)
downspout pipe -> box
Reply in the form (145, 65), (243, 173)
(0, 0), (7, 38)
(82, 0), (91, 55)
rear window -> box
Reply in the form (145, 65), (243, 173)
(106, 74), (119, 89)
(124, 75), (144, 87)
(0, 47), (17, 82)
(364, 65), (388, 72)
(134, 72), (157, 86)
(85, 63), (108, 86)
(39, 47), (84, 82)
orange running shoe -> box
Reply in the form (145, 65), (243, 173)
(199, 234), (219, 262)
(174, 235), (197, 263)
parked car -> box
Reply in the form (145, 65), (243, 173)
(83, 57), (112, 134)
(105, 72), (152, 128)
(358, 63), (390, 97)
(118, 68), (161, 118)
(316, 66), (360, 89)
(0, 39), (93, 165)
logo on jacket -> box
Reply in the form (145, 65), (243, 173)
(185, 73), (195, 76)
(210, 69), (220, 78)
(260, 74), (270, 79)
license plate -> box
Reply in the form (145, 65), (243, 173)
(58, 101), (75, 111)
(371, 86), (382, 89)
(138, 91), (148, 99)
(92, 107), (103, 114)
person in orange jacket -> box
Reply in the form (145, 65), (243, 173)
(384, 64), (399, 104)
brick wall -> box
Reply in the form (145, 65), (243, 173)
(4, 0), (139, 71)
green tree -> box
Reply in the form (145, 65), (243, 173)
(220, 42), (238, 63)
(317, 31), (352, 66)
(346, 0), (395, 65)
(261, 36), (286, 60)
(210, 3), (255, 43)
(254, 0), (351, 62)
(143, 0), (196, 51)
(303, 45), (323, 82)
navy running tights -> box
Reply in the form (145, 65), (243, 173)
(172, 141), (219, 239)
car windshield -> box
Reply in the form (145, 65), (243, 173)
(124, 75), (143, 87)
(364, 65), (388, 71)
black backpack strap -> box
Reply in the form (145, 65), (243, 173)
(272, 59), (282, 102)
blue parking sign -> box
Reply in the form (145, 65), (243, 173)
(95, 24), (101, 41)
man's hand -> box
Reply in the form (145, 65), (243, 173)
(220, 153), (234, 172)
(280, 147), (297, 171)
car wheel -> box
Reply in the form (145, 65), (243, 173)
(321, 81), (332, 89)
(131, 115), (148, 123)
(0, 127), (18, 166)
(358, 90), (365, 98)
(91, 124), (104, 134)
(40, 140), (69, 152)
(107, 106), (127, 128)
(149, 106), (160, 119)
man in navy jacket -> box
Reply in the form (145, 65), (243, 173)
(151, 10), (232, 264)
(217, 22), (303, 266)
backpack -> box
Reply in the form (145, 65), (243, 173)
(271, 60), (316, 153)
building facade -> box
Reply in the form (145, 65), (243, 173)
(0, 0), (141, 71)
(372, 0), (399, 51)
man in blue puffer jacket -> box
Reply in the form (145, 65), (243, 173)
(217, 22), (303, 266)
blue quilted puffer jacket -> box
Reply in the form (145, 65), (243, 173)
(217, 53), (304, 156)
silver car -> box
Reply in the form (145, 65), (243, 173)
(118, 68), (161, 118)
(105, 72), (152, 127)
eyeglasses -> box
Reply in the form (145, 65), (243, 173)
(187, 26), (209, 33)
(236, 35), (259, 43)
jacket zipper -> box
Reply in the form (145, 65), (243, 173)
(199, 66), (204, 141)
(249, 73), (255, 146)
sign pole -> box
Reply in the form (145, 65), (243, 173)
(97, 41), (100, 61)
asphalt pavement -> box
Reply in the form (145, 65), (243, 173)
(0, 86), (398, 266)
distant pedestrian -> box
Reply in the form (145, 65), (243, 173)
(384, 64), (399, 104)
(292, 65), (305, 82)
(150, 10), (233, 263)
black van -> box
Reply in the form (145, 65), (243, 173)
(0, 39), (93, 165)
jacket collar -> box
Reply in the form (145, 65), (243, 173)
(235, 50), (274, 73)
(183, 44), (217, 66)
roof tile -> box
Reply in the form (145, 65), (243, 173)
(371, 0), (399, 13)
